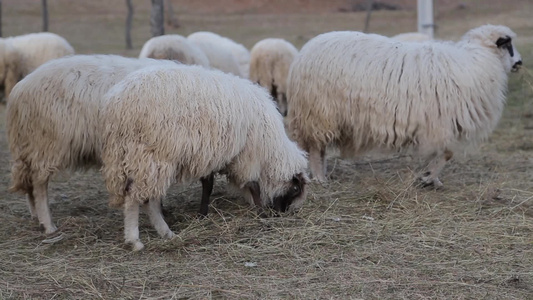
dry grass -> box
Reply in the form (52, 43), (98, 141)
(1, 1), (533, 299)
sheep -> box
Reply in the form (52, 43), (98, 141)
(6, 54), (179, 236)
(287, 24), (523, 185)
(187, 31), (248, 77)
(139, 34), (210, 67)
(101, 64), (309, 250)
(392, 32), (432, 42)
(0, 32), (75, 98)
(249, 38), (298, 116)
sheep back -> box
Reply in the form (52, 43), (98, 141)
(187, 32), (245, 77)
(188, 31), (250, 77)
(249, 38), (298, 100)
(139, 34), (210, 67)
(7, 32), (75, 76)
(1, 32), (75, 97)
(392, 32), (432, 42)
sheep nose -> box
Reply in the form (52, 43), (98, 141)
(511, 60), (522, 72)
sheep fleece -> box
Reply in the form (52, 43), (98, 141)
(287, 27), (512, 157)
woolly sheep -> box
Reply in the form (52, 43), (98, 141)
(287, 24), (522, 185)
(101, 64), (309, 250)
(249, 38), (298, 116)
(0, 32), (75, 98)
(392, 32), (432, 42)
(187, 31), (248, 77)
(139, 34), (210, 67)
(6, 54), (178, 236)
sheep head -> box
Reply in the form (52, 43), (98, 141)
(271, 172), (308, 213)
(462, 24), (522, 73)
(495, 35), (522, 72)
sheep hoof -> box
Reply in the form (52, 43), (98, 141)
(432, 178), (444, 189)
(163, 231), (176, 240)
(255, 207), (270, 218)
(196, 211), (208, 219)
(418, 176), (444, 189)
(42, 232), (65, 244)
(41, 224), (58, 235)
(312, 177), (327, 184)
(129, 240), (145, 251)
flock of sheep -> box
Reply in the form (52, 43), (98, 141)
(1, 24), (523, 251)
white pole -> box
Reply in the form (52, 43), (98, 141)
(417, 0), (434, 39)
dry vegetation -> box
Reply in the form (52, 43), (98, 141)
(1, 0), (532, 299)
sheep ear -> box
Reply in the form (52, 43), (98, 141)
(496, 36), (511, 48)
(292, 172), (308, 185)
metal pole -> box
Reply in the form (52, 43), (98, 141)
(417, 0), (434, 39)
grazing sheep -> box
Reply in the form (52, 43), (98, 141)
(249, 38), (298, 116)
(187, 31), (248, 77)
(139, 34), (210, 67)
(6, 54), (178, 236)
(392, 32), (432, 42)
(287, 24), (522, 185)
(101, 64), (309, 250)
(0, 32), (75, 98)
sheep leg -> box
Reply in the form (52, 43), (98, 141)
(143, 198), (175, 240)
(420, 149), (454, 188)
(33, 180), (57, 234)
(123, 200), (144, 251)
(309, 147), (327, 182)
(279, 93), (288, 117)
(26, 187), (37, 219)
(245, 181), (271, 217)
(198, 173), (215, 217)
(4, 69), (20, 98)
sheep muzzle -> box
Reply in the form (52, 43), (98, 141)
(511, 60), (522, 72)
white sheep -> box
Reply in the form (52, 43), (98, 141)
(287, 24), (522, 185)
(392, 32), (432, 42)
(139, 34), (210, 67)
(187, 31), (248, 77)
(6, 54), (178, 236)
(101, 64), (309, 250)
(249, 38), (298, 116)
(0, 32), (75, 98)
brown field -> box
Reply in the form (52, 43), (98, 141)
(1, 0), (532, 299)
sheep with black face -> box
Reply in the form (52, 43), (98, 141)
(101, 64), (309, 251)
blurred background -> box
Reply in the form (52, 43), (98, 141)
(3, 0), (532, 56)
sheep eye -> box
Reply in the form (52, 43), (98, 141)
(495, 36), (514, 57)
(495, 36), (511, 48)
(292, 185), (300, 194)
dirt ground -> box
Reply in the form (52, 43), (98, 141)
(1, 0), (532, 299)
